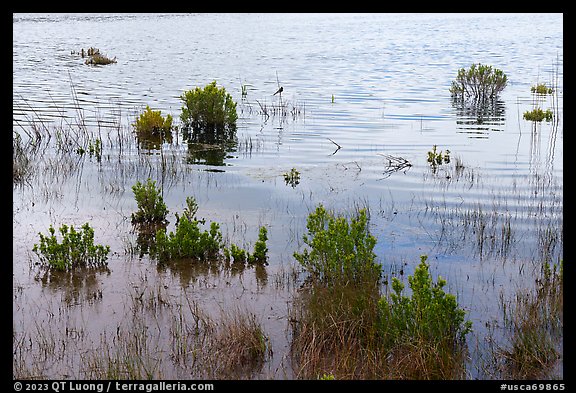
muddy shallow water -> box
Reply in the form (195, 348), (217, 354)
(13, 13), (563, 379)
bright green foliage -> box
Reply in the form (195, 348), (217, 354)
(225, 226), (269, 264)
(450, 63), (507, 101)
(377, 255), (472, 348)
(131, 178), (169, 224)
(180, 81), (238, 131)
(133, 105), (173, 136)
(250, 226), (268, 263)
(294, 204), (380, 285)
(523, 108), (554, 122)
(32, 223), (110, 271)
(531, 83), (554, 95)
(153, 216), (223, 263)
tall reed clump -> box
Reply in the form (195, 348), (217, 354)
(180, 81), (238, 132)
(290, 204), (472, 379)
(500, 260), (563, 379)
(450, 63), (508, 102)
(32, 223), (110, 272)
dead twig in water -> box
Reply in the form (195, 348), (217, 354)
(327, 138), (341, 155)
(378, 153), (412, 179)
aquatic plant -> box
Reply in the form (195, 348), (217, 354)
(283, 167), (300, 188)
(131, 178), (169, 225)
(153, 215), (223, 263)
(32, 223), (110, 271)
(293, 204), (380, 285)
(523, 108), (554, 122)
(225, 226), (269, 265)
(500, 260), (563, 379)
(377, 255), (472, 378)
(450, 63), (507, 101)
(80, 47), (117, 65)
(427, 145), (450, 174)
(531, 83), (554, 95)
(180, 81), (238, 131)
(133, 105), (173, 136)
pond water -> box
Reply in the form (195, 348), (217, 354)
(13, 13), (563, 380)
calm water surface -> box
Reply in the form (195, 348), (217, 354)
(13, 13), (563, 379)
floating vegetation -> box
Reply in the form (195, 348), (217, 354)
(75, 47), (117, 65)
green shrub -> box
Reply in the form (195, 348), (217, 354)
(523, 108), (554, 122)
(180, 81), (238, 131)
(225, 226), (269, 264)
(153, 217), (223, 262)
(531, 83), (554, 95)
(450, 63), (507, 101)
(294, 204), (380, 285)
(377, 255), (472, 348)
(133, 105), (173, 136)
(131, 178), (169, 224)
(32, 223), (110, 271)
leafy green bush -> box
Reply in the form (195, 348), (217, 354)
(226, 226), (269, 264)
(377, 255), (472, 348)
(133, 105), (173, 136)
(153, 216), (223, 262)
(294, 204), (380, 285)
(32, 223), (110, 271)
(450, 63), (507, 101)
(131, 178), (169, 224)
(523, 108), (554, 122)
(180, 81), (238, 131)
(531, 83), (554, 95)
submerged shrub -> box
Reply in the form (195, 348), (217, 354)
(33, 223), (110, 271)
(378, 255), (472, 348)
(294, 204), (380, 285)
(180, 81), (238, 131)
(531, 83), (554, 95)
(133, 105), (173, 136)
(131, 178), (169, 224)
(523, 108), (554, 122)
(450, 63), (507, 101)
(153, 216), (223, 262)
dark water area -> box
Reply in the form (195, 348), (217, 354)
(13, 13), (563, 379)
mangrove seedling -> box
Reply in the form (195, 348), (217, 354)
(180, 81), (238, 131)
(131, 178), (169, 225)
(450, 63), (507, 101)
(33, 223), (110, 272)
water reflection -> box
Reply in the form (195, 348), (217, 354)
(182, 125), (237, 167)
(35, 266), (110, 306)
(452, 97), (506, 137)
